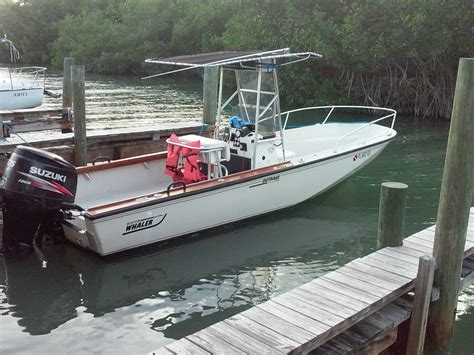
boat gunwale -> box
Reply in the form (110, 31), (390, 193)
(84, 134), (396, 221)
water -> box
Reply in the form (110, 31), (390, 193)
(1, 74), (473, 354)
(42, 73), (204, 130)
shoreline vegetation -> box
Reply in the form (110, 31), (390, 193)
(1, 0), (472, 120)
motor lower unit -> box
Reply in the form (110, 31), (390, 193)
(0, 146), (78, 253)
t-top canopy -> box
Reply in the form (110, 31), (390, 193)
(145, 48), (321, 67)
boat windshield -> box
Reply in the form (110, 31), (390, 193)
(233, 65), (278, 137)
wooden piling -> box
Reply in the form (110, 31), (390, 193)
(62, 58), (75, 109)
(406, 255), (436, 355)
(426, 58), (474, 352)
(377, 182), (408, 249)
(72, 65), (87, 166)
(61, 58), (75, 133)
(202, 66), (218, 125)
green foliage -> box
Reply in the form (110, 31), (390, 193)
(0, 0), (472, 118)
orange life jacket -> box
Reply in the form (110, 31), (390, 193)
(164, 133), (183, 181)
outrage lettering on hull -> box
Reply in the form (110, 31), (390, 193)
(123, 214), (167, 235)
(29, 166), (67, 182)
(249, 174), (280, 188)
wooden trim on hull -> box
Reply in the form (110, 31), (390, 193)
(76, 151), (168, 174)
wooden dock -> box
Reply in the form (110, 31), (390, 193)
(0, 107), (67, 138)
(151, 209), (474, 354)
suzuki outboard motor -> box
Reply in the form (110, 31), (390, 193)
(0, 146), (77, 253)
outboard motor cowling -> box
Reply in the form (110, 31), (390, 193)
(1, 146), (77, 252)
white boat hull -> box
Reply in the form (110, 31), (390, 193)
(0, 87), (43, 110)
(64, 141), (389, 256)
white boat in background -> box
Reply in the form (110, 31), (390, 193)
(0, 36), (46, 110)
(0, 66), (46, 110)
(1, 48), (397, 256)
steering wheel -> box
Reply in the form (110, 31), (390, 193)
(213, 122), (232, 143)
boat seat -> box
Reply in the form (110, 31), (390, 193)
(167, 134), (230, 180)
(181, 140), (207, 184)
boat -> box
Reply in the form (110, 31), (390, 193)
(0, 48), (397, 256)
(0, 36), (46, 110)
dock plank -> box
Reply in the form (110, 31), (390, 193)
(165, 339), (210, 355)
(223, 314), (300, 352)
(403, 240), (433, 254)
(186, 330), (246, 354)
(406, 235), (436, 248)
(414, 229), (436, 239)
(207, 322), (284, 354)
(322, 271), (393, 298)
(386, 245), (427, 259)
(291, 287), (362, 318)
(375, 248), (420, 265)
(151, 347), (175, 355)
(311, 278), (380, 304)
(335, 263), (407, 291)
(410, 232), (474, 255)
(273, 293), (345, 327)
(345, 259), (413, 284)
(414, 230), (436, 240)
(258, 300), (329, 335)
(299, 281), (370, 310)
(242, 307), (315, 344)
(364, 253), (418, 277)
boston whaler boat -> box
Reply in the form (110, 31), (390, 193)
(0, 49), (397, 256)
(0, 36), (46, 110)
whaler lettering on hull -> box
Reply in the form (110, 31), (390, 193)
(123, 214), (167, 235)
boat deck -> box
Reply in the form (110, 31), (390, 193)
(151, 208), (474, 354)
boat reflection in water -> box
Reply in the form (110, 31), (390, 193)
(1, 204), (367, 338)
(0, 249), (82, 335)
